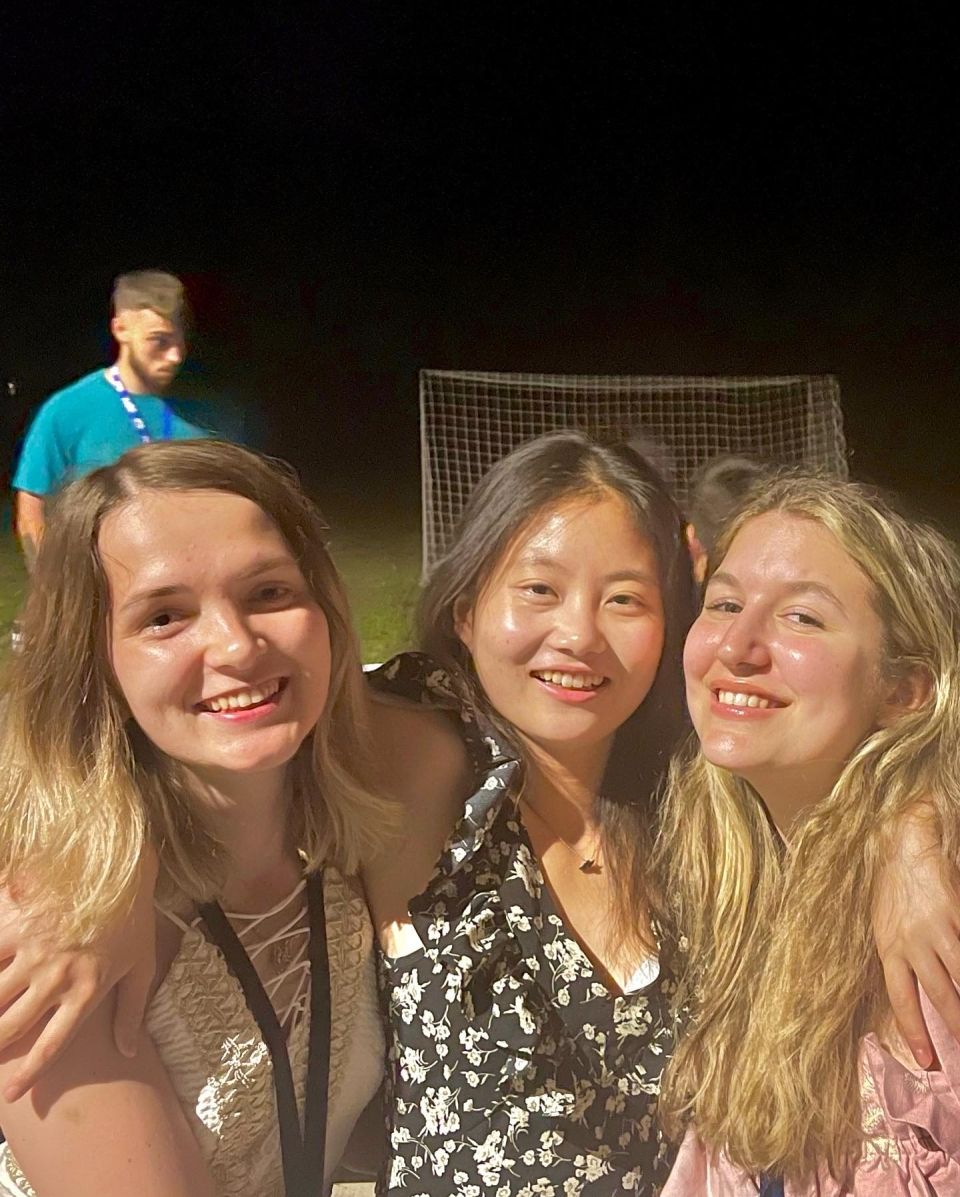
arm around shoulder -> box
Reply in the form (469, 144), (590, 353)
(368, 692), (473, 825)
(0, 991), (216, 1197)
(873, 801), (960, 1065)
(364, 695), (475, 942)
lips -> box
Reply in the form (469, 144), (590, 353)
(197, 677), (285, 712)
(531, 669), (607, 691)
(711, 687), (785, 710)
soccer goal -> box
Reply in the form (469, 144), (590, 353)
(419, 371), (847, 574)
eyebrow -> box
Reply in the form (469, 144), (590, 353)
(118, 555), (298, 612)
(513, 554), (659, 587)
(707, 570), (848, 614)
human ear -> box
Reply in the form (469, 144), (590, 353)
(110, 313), (130, 344)
(685, 524), (708, 585)
(453, 595), (474, 652)
(878, 665), (933, 727)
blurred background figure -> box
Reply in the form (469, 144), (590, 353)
(684, 454), (769, 583)
(11, 270), (233, 569)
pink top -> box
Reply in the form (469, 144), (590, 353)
(662, 988), (960, 1195)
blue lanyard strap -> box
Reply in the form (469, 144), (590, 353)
(105, 366), (173, 443)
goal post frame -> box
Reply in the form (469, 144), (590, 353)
(419, 370), (846, 576)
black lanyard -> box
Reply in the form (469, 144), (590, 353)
(199, 871), (330, 1197)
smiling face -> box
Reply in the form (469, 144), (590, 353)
(684, 511), (894, 817)
(456, 492), (665, 774)
(102, 488), (331, 792)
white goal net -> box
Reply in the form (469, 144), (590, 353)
(420, 371), (847, 573)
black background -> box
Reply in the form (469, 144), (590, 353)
(3, 7), (958, 524)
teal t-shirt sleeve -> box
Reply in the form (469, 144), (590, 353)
(12, 397), (71, 496)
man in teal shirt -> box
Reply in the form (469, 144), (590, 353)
(13, 270), (213, 567)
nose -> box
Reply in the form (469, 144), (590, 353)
(717, 612), (771, 675)
(203, 605), (266, 672)
(548, 596), (607, 656)
(166, 341), (184, 365)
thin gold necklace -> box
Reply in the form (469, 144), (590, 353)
(518, 794), (603, 874)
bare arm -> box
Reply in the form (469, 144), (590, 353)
(874, 803), (960, 1068)
(0, 963), (216, 1196)
(0, 847), (158, 1099)
(362, 694), (473, 952)
(14, 490), (44, 571)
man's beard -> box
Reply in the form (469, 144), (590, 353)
(127, 348), (177, 393)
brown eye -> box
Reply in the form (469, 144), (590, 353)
(786, 611), (825, 629)
(252, 584), (292, 605)
(143, 610), (183, 634)
(705, 599), (741, 614)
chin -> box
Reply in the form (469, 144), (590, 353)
(528, 724), (617, 756)
(699, 739), (751, 773)
(217, 736), (307, 774)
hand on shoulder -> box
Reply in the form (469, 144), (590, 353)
(368, 690), (472, 820)
(364, 693), (474, 948)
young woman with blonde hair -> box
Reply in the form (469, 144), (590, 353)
(0, 440), (388, 1195)
(660, 475), (960, 1194)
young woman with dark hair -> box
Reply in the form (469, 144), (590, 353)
(362, 430), (698, 1192)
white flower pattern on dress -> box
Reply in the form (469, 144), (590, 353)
(371, 654), (678, 1196)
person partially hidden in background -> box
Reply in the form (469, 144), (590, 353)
(12, 270), (215, 568)
(685, 453), (769, 583)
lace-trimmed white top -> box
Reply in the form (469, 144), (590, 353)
(0, 867), (384, 1197)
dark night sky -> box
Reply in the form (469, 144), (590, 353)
(3, 8), (959, 524)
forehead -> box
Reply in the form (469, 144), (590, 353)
(99, 489), (291, 595)
(126, 307), (182, 337)
(501, 493), (655, 568)
(721, 512), (874, 600)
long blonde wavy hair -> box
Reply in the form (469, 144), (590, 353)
(0, 440), (392, 943)
(657, 474), (960, 1183)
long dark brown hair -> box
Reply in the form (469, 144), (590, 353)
(416, 429), (698, 950)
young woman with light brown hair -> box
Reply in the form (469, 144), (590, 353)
(0, 440), (388, 1196)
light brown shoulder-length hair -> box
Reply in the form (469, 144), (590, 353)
(657, 474), (960, 1183)
(0, 440), (390, 942)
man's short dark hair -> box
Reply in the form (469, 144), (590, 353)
(687, 455), (769, 557)
(112, 270), (186, 324)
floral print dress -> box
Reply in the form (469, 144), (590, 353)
(369, 654), (679, 1197)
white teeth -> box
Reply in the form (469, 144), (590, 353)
(716, 689), (773, 710)
(534, 670), (606, 690)
(201, 679), (281, 712)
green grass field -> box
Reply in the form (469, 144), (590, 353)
(0, 538), (25, 643)
(0, 498), (422, 666)
(322, 496), (422, 663)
